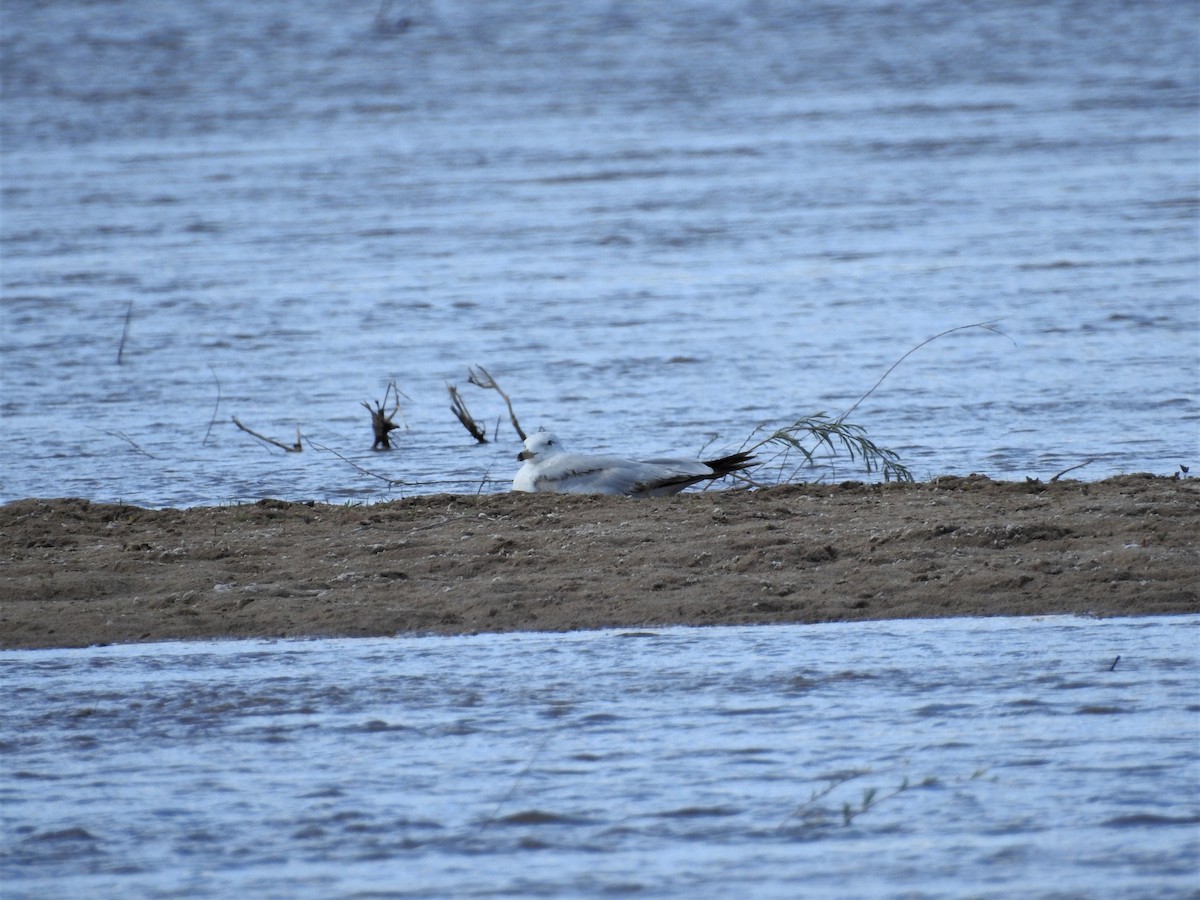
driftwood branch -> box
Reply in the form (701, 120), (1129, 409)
(448, 384), (488, 443)
(231, 417), (303, 452)
(467, 365), (526, 441)
(362, 381), (408, 450)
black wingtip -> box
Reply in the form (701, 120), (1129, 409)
(704, 451), (757, 477)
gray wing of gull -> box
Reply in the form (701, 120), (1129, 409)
(530, 454), (717, 496)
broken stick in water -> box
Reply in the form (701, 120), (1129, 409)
(116, 300), (134, 365)
(362, 381), (407, 450)
(448, 384), (488, 443)
(467, 365), (526, 441)
(231, 417), (303, 452)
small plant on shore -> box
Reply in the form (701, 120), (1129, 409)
(741, 321), (1009, 485)
(744, 413), (913, 483)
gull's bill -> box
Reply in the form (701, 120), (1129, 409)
(512, 431), (756, 497)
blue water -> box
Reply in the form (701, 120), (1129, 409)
(2, 9), (1198, 893)
(2, 616), (1198, 898)
(2, 0), (1197, 507)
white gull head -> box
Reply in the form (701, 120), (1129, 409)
(516, 431), (563, 465)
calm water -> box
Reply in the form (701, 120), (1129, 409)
(2, 0), (1197, 507)
(2, 616), (1198, 899)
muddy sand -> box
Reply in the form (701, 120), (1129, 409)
(1, 474), (1196, 650)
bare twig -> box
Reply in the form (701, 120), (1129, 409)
(467, 365), (526, 441)
(778, 764), (940, 830)
(202, 366), (222, 446)
(842, 778), (923, 826)
(1050, 459), (1095, 482)
(307, 438), (405, 487)
(231, 416), (303, 452)
(742, 321), (1013, 485)
(116, 300), (134, 365)
(410, 515), (452, 532)
(476, 460), (498, 496)
(476, 727), (557, 833)
(778, 769), (871, 829)
(314, 441), (509, 496)
(104, 429), (159, 459)
(839, 320), (1012, 423)
(449, 384), (488, 443)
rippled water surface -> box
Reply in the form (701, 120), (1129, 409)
(4, 10), (1197, 895)
(2, 0), (1197, 506)
(2, 616), (1198, 898)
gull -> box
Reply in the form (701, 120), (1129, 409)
(512, 431), (756, 497)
